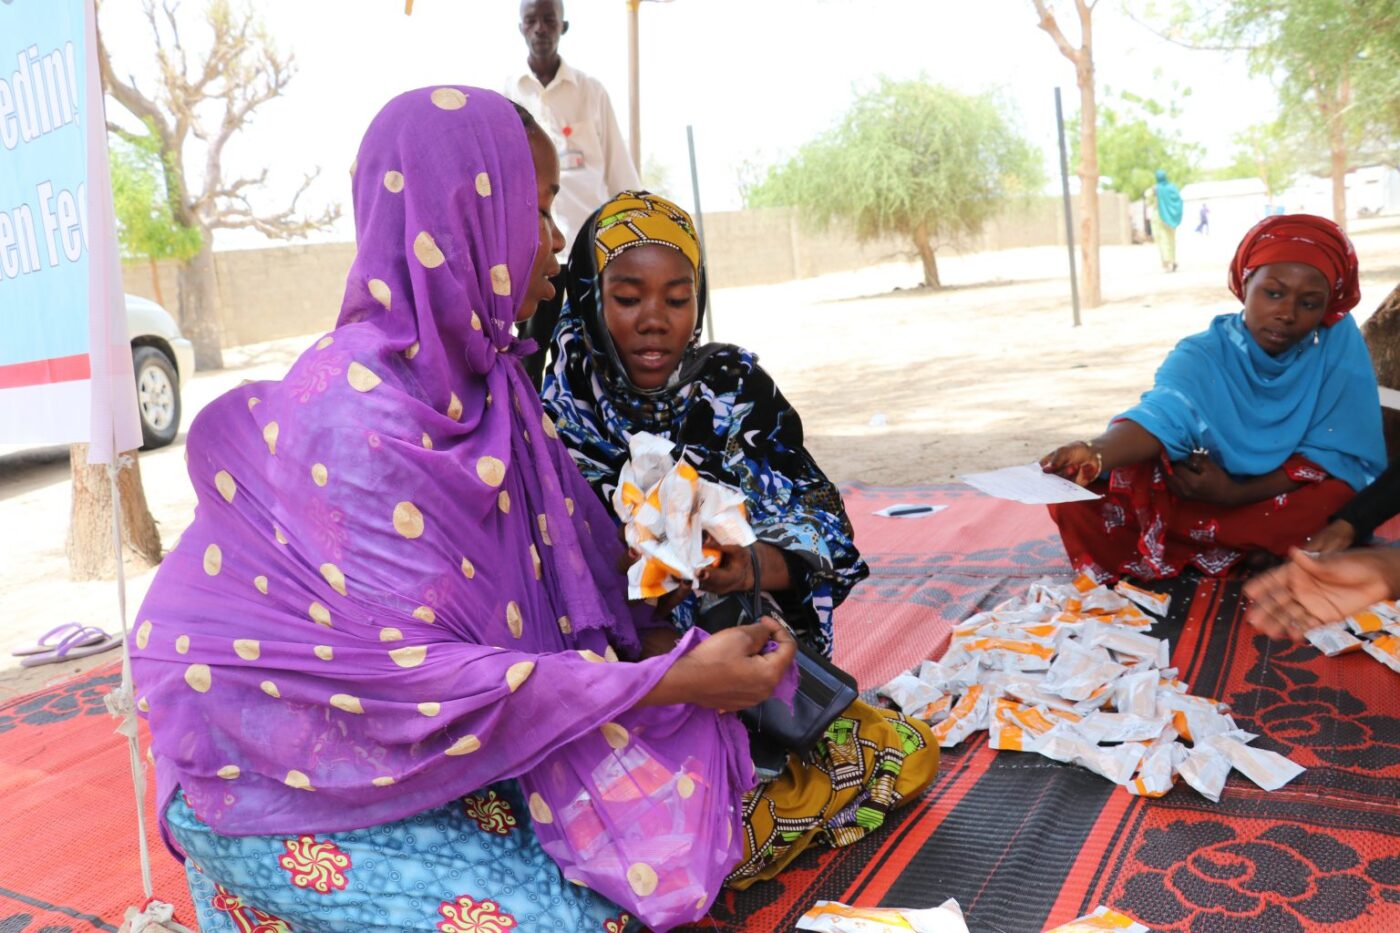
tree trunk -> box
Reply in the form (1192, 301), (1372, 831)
(1329, 119), (1348, 231)
(1362, 283), (1400, 459)
(66, 444), (163, 581)
(913, 225), (941, 288)
(178, 235), (225, 370)
(148, 256), (164, 307)
(1076, 44), (1102, 307)
(1319, 78), (1350, 231)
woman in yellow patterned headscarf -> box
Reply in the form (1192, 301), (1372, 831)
(543, 190), (939, 890)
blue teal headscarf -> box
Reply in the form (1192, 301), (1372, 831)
(1117, 312), (1385, 491)
(1155, 169), (1184, 229)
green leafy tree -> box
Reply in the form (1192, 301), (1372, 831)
(746, 79), (1043, 288)
(1140, 0), (1400, 228)
(1075, 88), (1203, 201)
(109, 127), (202, 307)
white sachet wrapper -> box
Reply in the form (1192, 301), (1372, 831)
(1115, 668), (1159, 719)
(1127, 729), (1187, 798)
(952, 611), (1000, 636)
(919, 657), (984, 695)
(657, 464), (703, 569)
(697, 480), (757, 548)
(1115, 581), (1172, 617)
(1038, 724), (1146, 785)
(878, 674), (950, 723)
(1362, 635), (1400, 674)
(1072, 711), (1172, 744)
(1078, 587), (1132, 614)
(797, 897), (969, 933)
(1203, 733), (1305, 791)
(1371, 600), (1400, 623)
(1001, 679), (1082, 714)
(627, 431), (677, 491)
(1346, 609), (1388, 636)
(1157, 691), (1235, 745)
(1083, 623), (1170, 668)
(1042, 641), (1128, 701)
(1305, 623), (1363, 657)
(1045, 905), (1149, 933)
(931, 686), (992, 748)
(1178, 744), (1232, 802)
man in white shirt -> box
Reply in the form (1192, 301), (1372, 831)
(507, 0), (640, 386)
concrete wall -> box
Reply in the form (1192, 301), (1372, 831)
(701, 193), (1132, 288)
(121, 193), (1131, 350)
(120, 243), (357, 349)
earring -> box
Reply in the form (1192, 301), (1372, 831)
(1314, 330), (1320, 346)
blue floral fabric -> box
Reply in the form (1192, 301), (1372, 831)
(167, 782), (629, 933)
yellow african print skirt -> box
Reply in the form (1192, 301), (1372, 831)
(726, 699), (939, 888)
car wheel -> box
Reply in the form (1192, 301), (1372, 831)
(133, 345), (181, 450)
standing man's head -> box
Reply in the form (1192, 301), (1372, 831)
(520, 0), (567, 71)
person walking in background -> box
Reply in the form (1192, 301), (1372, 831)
(1149, 169), (1183, 271)
(1195, 202), (1210, 235)
(507, 0), (641, 387)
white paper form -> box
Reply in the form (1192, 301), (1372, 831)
(958, 462), (1102, 505)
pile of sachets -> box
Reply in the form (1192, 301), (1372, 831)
(879, 576), (1306, 801)
(612, 432), (756, 601)
(1302, 599), (1400, 672)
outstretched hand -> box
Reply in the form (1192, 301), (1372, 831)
(1244, 548), (1396, 641)
(1040, 442), (1101, 487)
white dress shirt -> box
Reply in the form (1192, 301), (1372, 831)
(506, 58), (641, 254)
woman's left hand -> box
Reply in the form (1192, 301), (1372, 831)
(1166, 454), (1239, 505)
(695, 541), (756, 595)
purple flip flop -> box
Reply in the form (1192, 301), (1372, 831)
(18, 626), (123, 668)
(11, 622), (108, 657)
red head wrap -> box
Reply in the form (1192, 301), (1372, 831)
(1227, 213), (1360, 325)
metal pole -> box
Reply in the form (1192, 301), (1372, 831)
(686, 124), (715, 343)
(627, 0), (641, 170)
(1054, 87), (1082, 327)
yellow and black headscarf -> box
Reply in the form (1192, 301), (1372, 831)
(593, 192), (704, 279)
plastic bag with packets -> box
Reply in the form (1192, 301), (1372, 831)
(612, 432), (757, 600)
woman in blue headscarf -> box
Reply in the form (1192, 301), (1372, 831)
(1040, 214), (1385, 582)
(1147, 168), (1184, 271)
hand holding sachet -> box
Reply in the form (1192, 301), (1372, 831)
(612, 432), (757, 601)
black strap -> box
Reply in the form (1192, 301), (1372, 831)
(742, 544), (763, 621)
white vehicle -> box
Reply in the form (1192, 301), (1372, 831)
(126, 294), (195, 449)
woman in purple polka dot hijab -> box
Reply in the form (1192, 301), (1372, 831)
(133, 88), (793, 932)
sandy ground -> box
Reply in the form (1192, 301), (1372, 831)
(4, 218), (1399, 700)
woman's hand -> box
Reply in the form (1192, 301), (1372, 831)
(1040, 442), (1102, 487)
(696, 542), (755, 595)
(1244, 548), (1399, 640)
(652, 583), (692, 616)
(640, 618), (797, 712)
(1165, 454), (1239, 505)
(1305, 519), (1357, 554)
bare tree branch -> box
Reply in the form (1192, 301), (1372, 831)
(1032, 0), (1083, 65)
(1119, 3), (1252, 52)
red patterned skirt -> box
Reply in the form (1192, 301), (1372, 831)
(1047, 455), (1355, 581)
